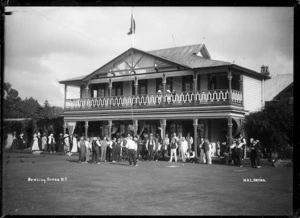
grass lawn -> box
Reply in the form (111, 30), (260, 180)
(2, 152), (293, 215)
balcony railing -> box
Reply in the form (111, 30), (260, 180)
(65, 89), (243, 110)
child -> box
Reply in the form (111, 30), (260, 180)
(186, 149), (196, 163)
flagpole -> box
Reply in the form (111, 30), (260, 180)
(132, 7), (134, 48)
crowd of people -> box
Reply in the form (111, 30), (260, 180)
(8, 130), (262, 168)
(222, 134), (262, 168)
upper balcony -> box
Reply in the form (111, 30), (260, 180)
(65, 89), (242, 111)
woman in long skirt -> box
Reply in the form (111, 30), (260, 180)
(42, 133), (47, 151)
(71, 134), (78, 153)
(31, 133), (40, 151)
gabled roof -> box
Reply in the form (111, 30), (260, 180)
(264, 74), (293, 101)
(59, 43), (268, 84)
(81, 47), (192, 82)
(148, 44), (231, 69)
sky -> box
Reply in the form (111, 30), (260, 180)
(4, 7), (293, 107)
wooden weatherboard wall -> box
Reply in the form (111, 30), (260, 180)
(243, 75), (263, 113)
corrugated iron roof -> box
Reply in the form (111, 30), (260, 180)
(60, 44), (266, 84)
(148, 44), (232, 69)
(264, 74), (293, 101)
(59, 75), (86, 83)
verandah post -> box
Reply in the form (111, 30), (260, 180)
(162, 74), (166, 107)
(84, 121), (89, 139)
(193, 71), (197, 105)
(193, 118), (198, 158)
(228, 69), (232, 104)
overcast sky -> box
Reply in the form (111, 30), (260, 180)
(4, 7), (293, 107)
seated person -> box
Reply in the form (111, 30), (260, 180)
(186, 149), (196, 163)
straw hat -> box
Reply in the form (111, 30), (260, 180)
(64, 134), (69, 138)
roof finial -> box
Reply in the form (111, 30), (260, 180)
(202, 37), (205, 45)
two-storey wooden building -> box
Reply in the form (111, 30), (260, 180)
(59, 43), (270, 154)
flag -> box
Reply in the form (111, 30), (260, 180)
(127, 13), (135, 35)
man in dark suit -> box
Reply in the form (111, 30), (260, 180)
(146, 133), (156, 161)
(203, 139), (211, 165)
(37, 132), (42, 151)
(255, 140), (262, 168)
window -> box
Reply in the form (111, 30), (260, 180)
(112, 82), (123, 96)
(209, 76), (217, 90)
(182, 75), (193, 92)
(132, 79), (148, 95)
(139, 80), (147, 95)
(91, 84), (106, 98)
(98, 86), (105, 97)
(156, 77), (173, 92)
(93, 90), (97, 98)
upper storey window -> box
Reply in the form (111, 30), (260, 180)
(112, 82), (123, 96)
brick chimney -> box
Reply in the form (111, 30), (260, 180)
(261, 65), (270, 76)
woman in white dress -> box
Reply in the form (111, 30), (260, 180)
(31, 133), (40, 151)
(42, 133), (47, 151)
(71, 135), (78, 153)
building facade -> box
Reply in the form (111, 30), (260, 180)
(59, 44), (270, 155)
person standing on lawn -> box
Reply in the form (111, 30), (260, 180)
(64, 134), (70, 153)
(177, 133), (182, 157)
(216, 141), (221, 158)
(203, 139), (211, 165)
(169, 136), (178, 162)
(230, 140), (238, 166)
(199, 138), (206, 163)
(181, 137), (188, 162)
(186, 133), (193, 151)
(111, 137), (117, 163)
(141, 133), (148, 161)
(57, 133), (64, 152)
(48, 133), (56, 153)
(37, 132), (42, 151)
(42, 133), (47, 151)
(136, 135), (144, 161)
(255, 140), (262, 168)
(239, 134), (247, 159)
(236, 138), (244, 167)
(154, 137), (162, 161)
(114, 137), (122, 163)
(31, 133), (39, 151)
(84, 137), (91, 163)
(71, 134), (78, 153)
(146, 133), (156, 161)
(106, 137), (113, 162)
(79, 136), (86, 163)
(164, 133), (170, 158)
(249, 138), (257, 168)
(92, 137), (100, 164)
(127, 136), (138, 166)
(100, 136), (108, 162)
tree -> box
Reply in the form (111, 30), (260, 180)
(3, 82), (23, 118)
(21, 97), (41, 118)
(245, 102), (293, 158)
